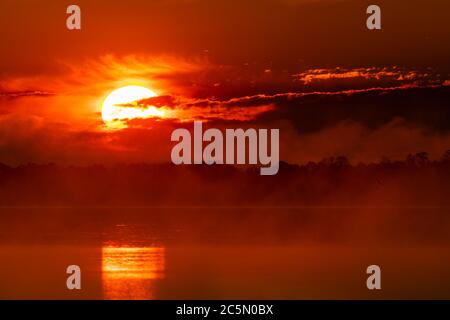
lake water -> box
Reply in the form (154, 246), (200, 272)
(0, 207), (450, 299)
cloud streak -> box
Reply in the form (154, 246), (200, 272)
(294, 66), (445, 86)
(0, 91), (55, 98)
(123, 82), (447, 124)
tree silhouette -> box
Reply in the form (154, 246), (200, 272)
(442, 150), (450, 163)
(406, 152), (429, 166)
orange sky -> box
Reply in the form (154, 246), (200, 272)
(1, 0), (450, 165)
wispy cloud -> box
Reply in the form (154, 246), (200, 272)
(0, 91), (55, 98)
(294, 66), (444, 86)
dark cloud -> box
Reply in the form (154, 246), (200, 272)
(131, 83), (450, 134)
(264, 84), (450, 134)
(137, 95), (178, 108)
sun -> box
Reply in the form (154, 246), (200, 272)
(101, 85), (164, 128)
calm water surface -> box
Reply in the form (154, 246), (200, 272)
(0, 207), (450, 299)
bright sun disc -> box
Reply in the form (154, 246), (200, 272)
(102, 85), (163, 128)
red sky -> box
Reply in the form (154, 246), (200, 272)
(1, 0), (450, 165)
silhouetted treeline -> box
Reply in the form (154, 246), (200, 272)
(1, 151), (450, 206)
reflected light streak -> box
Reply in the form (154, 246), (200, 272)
(102, 246), (165, 300)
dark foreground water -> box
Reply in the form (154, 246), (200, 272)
(0, 207), (450, 299)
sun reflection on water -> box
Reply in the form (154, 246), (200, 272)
(102, 246), (165, 300)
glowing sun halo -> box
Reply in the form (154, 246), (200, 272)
(102, 85), (164, 128)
